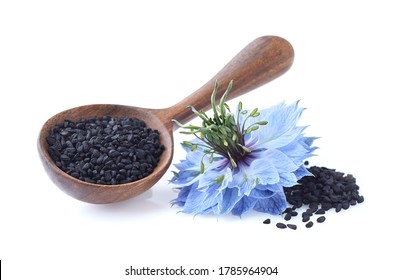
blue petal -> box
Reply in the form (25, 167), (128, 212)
(278, 172), (299, 187)
(277, 134), (317, 167)
(171, 185), (192, 207)
(249, 188), (275, 199)
(172, 152), (230, 188)
(218, 188), (242, 215)
(278, 142), (309, 166)
(232, 159), (280, 196)
(170, 169), (200, 186)
(185, 149), (209, 170)
(249, 126), (306, 151)
(250, 158), (281, 185)
(253, 190), (287, 215)
(241, 101), (304, 149)
(261, 149), (301, 186)
(231, 196), (258, 216)
(182, 182), (220, 215)
(178, 141), (221, 172)
(253, 183), (283, 193)
(198, 167), (232, 192)
(264, 149), (298, 172)
(293, 165), (313, 180)
(300, 136), (318, 149)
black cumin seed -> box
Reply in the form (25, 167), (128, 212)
(306, 207), (317, 214)
(60, 154), (70, 161)
(47, 116), (164, 185)
(108, 149), (120, 158)
(287, 224), (297, 230)
(276, 223), (287, 229)
(305, 221), (314, 228)
(82, 163), (91, 170)
(284, 207), (293, 213)
(281, 165), (364, 227)
(317, 216), (326, 223)
(263, 218), (271, 224)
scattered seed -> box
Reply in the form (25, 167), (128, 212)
(276, 223), (287, 229)
(284, 213), (292, 221)
(317, 216), (326, 223)
(287, 224), (297, 230)
(263, 218), (271, 224)
(302, 216), (310, 223)
(305, 221), (314, 228)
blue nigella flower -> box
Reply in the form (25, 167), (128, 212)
(171, 81), (317, 216)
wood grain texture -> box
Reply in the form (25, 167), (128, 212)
(37, 36), (294, 204)
(165, 36), (294, 126)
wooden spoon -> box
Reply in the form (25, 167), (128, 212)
(37, 36), (294, 204)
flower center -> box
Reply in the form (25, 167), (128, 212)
(173, 81), (267, 170)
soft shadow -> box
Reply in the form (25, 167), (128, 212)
(79, 189), (165, 219)
(78, 177), (179, 219)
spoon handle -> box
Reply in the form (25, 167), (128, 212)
(167, 35), (294, 127)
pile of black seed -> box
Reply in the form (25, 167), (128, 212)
(264, 164), (364, 229)
(47, 116), (164, 185)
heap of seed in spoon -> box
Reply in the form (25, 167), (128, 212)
(47, 116), (164, 185)
(264, 164), (364, 229)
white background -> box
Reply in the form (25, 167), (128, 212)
(1, 1), (400, 279)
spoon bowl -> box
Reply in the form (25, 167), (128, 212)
(38, 36), (294, 203)
(38, 104), (174, 203)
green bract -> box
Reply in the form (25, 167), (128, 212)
(173, 80), (267, 169)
